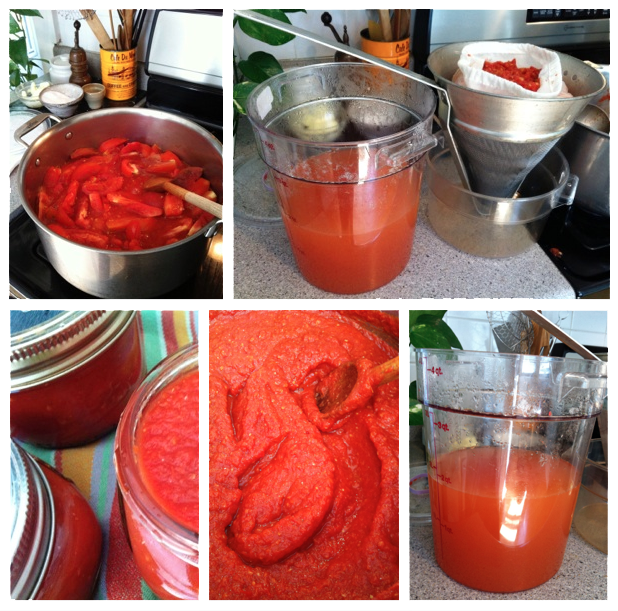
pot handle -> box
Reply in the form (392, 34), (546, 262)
(14, 113), (61, 149)
(553, 173), (579, 208)
(205, 219), (223, 239)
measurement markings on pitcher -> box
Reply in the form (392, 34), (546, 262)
(428, 459), (452, 484)
(418, 356), (443, 376)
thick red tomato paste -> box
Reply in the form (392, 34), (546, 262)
(209, 311), (399, 600)
(136, 370), (199, 533)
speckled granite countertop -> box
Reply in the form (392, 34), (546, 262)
(409, 427), (607, 600)
(233, 117), (576, 299)
(409, 523), (607, 600)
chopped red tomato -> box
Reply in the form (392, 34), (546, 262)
(82, 176), (124, 194)
(70, 147), (99, 160)
(120, 141), (152, 157)
(72, 161), (107, 182)
(121, 158), (141, 177)
(43, 167), (62, 190)
(107, 193), (164, 217)
(163, 193), (184, 217)
(36, 136), (218, 250)
(99, 137), (129, 153)
(145, 159), (178, 176)
(483, 59), (541, 92)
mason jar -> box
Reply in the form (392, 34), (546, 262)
(11, 440), (102, 599)
(114, 342), (199, 599)
(11, 310), (145, 448)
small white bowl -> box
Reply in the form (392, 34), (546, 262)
(40, 83), (84, 118)
(15, 79), (51, 109)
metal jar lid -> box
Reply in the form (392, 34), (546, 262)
(11, 441), (54, 600)
(11, 311), (137, 390)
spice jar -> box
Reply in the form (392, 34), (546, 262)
(114, 342), (199, 600)
(11, 440), (103, 599)
(11, 310), (145, 448)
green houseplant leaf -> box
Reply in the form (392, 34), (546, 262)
(237, 9), (296, 46)
(238, 51), (284, 83)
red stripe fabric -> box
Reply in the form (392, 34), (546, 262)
(106, 488), (144, 600)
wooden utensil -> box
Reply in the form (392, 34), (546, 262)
(144, 176), (222, 219)
(316, 356), (399, 414)
(378, 10), (393, 42)
(79, 9), (114, 50)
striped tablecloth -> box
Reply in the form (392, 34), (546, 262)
(19, 310), (198, 600)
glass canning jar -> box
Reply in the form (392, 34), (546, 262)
(11, 440), (103, 599)
(11, 310), (145, 448)
(114, 342), (199, 600)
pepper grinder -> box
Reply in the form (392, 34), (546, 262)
(69, 20), (92, 86)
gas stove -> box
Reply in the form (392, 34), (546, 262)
(9, 8), (223, 299)
(539, 205), (610, 298)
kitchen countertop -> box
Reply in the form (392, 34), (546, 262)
(409, 427), (607, 601)
(233, 116), (576, 299)
(410, 523), (607, 600)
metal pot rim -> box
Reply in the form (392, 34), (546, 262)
(17, 107), (222, 253)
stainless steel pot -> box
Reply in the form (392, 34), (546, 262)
(15, 108), (223, 298)
(557, 107), (609, 218)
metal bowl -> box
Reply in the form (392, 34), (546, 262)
(427, 42), (607, 142)
(16, 108), (223, 298)
(425, 140), (578, 258)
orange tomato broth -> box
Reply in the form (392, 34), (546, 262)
(271, 147), (423, 293)
(37, 137), (217, 251)
(428, 445), (579, 592)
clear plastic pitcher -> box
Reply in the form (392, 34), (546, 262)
(415, 349), (607, 593)
(245, 63), (437, 294)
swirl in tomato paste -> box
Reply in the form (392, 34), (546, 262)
(209, 311), (399, 600)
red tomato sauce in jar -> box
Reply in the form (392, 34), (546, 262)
(10, 311), (145, 448)
(11, 441), (102, 600)
(135, 370), (199, 533)
(35, 461), (103, 599)
(37, 137), (218, 251)
(115, 343), (199, 600)
(209, 311), (399, 600)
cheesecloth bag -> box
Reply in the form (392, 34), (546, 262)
(455, 41), (569, 98)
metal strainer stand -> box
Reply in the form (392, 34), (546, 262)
(234, 9), (473, 190)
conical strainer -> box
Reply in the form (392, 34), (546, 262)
(427, 42), (607, 198)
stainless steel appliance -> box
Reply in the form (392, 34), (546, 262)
(412, 9), (610, 298)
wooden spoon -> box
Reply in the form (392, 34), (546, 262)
(316, 356), (399, 414)
(145, 174), (222, 219)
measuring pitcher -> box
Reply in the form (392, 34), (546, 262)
(245, 62), (437, 294)
(416, 349), (607, 593)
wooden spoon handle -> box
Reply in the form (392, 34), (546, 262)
(371, 356), (399, 386)
(163, 182), (222, 219)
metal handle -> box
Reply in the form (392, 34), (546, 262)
(233, 9), (472, 189)
(14, 113), (61, 149)
(555, 174), (579, 208)
(205, 219), (223, 239)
